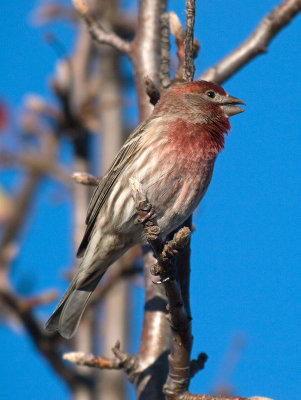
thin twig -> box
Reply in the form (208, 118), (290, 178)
(169, 11), (199, 83)
(72, 172), (100, 186)
(183, 0), (196, 82)
(200, 0), (301, 84)
(63, 341), (138, 380)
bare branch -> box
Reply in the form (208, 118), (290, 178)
(200, 0), (301, 84)
(130, 179), (270, 400)
(0, 172), (41, 271)
(132, 0), (166, 119)
(183, 0), (196, 82)
(72, 0), (132, 55)
(0, 290), (86, 391)
(130, 178), (193, 398)
(169, 11), (199, 83)
(0, 152), (71, 185)
(22, 290), (59, 310)
(63, 341), (138, 380)
(63, 352), (121, 370)
(189, 353), (208, 379)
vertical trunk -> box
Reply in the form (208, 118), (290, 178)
(131, 1), (170, 399)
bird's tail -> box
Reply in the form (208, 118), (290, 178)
(45, 275), (101, 339)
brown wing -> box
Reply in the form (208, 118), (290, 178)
(77, 119), (151, 257)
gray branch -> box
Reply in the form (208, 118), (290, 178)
(200, 0), (301, 84)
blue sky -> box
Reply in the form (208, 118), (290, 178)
(0, 1), (300, 399)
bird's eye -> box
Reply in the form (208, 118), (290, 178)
(206, 91), (216, 98)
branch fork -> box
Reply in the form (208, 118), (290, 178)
(63, 341), (139, 382)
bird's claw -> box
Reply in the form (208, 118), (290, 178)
(135, 204), (156, 224)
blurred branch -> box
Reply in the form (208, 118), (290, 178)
(211, 333), (247, 396)
(0, 151), (71, 185)
(72, 0), (132, 55)
(22, 289), (59, 310)
(72, 172), (100, 186)
(159, 13), (171, 89)
(89, 263), (142, 307)
(0, 289), (88, 391)
(200, 0), (301, 84)
(32, 1), (77, 25)
(0, 171), (41, 272)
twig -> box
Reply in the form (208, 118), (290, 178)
(72, 172), (100, 186)
(63, 352), (121, 369)
(63, 341), (138, 381)
(22, 289), (59, 310)
(200, 0), (301, 84)
(72, 0), (132, 55)
(183, 0), (196, 82)
(190, 353), (208, 379)
(169, 11), (199, 83)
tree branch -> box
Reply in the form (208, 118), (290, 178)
(72, 172), (100, 186)
(0, 290), (88, 391)
(183, 0), (196, 82)
(129, 178), (271, 400)
(169, 11), (200, 84)
(63, 341), (138, 382)
(129, 178), (193, 398)
(200, 0), (301, 84)
(72, 0), (132, 55)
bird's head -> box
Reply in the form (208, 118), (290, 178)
(167, 80), (245, 120)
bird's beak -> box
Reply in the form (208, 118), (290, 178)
(220, 95), (246, 117)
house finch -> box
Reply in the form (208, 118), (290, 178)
(46, 80), (245, 338)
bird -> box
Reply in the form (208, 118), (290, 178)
(46, 80), (245, 339)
